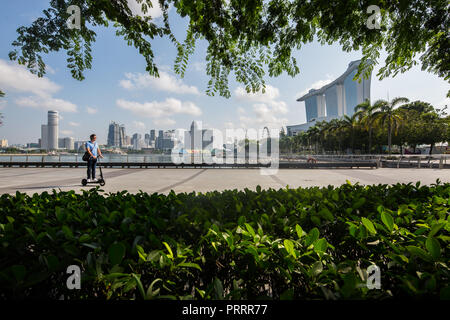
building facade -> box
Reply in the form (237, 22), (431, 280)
(40, 111), (59, 150)
(287, 60), (371, 136)
(107, 121), (128, 147)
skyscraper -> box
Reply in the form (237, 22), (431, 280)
(287, 60), (372, 135)
(40, 111), (59, 150)
(107, 121), (127, 147)
(41, 125), (48, 150)
(150, 129), (156, 142)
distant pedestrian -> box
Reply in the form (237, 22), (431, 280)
(85, 134), (103, 182)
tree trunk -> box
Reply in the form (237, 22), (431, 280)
(368, 126), (372, 154)
(429, 143), (434, 155)
(351, 129), (355, 154)
(388, 121), (392, 155)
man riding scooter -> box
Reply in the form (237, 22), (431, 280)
(85, 134), (104, 182)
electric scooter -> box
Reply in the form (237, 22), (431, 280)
(82, 158), (106, 186)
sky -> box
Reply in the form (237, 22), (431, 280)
(0, 0), (449, 145)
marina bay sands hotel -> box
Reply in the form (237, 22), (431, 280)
(286, 60), (371, 136)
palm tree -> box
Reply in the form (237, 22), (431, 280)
(341, 113), (360, 154)
(306, 126), (320, 154)
(373, 97), (409, 154)
(354, 100), (379, 154)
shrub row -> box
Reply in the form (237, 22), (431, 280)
(0, 181), (449, 299)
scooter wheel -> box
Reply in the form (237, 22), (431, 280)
(99, 179), (106, 186)
(81, 179), (88, 186)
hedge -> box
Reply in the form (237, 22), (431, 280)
(0, 181), (449, 299)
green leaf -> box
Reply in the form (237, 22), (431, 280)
(61, 225), (73, 239)
(306, 228), (320, 246)
(244, 223), (255, 237)
(109, 242), (126, 265)
(406, 246), (432, 262)
(381, 211), (394, 232)
(131, 273), (146, 299)
(213, 277), (223, 300)
(429, 222), (446, 237)
(361, 217), (377, 234)
(295, 224), (303, 239)
(425, 237), (441, 260)
(311, 261), (323, 276)
(319, 207), (334, 221)
(283, 239), (296, 258)
(177, 262), (202, 271)
(162, 242), (174, 259)
(314, 238), (328, 254)
(353, 197), (366, 209)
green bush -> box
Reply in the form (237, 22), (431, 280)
(0, 181), (449, 300)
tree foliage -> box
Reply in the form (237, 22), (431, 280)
(282, 100), (449, 155)
(8, 0), (450, 98)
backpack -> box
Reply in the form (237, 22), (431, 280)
(82, 151), (90, 161)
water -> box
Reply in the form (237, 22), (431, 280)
(0, 153), (271, 164)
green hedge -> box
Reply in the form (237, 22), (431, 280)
(0, 181), (449, 300)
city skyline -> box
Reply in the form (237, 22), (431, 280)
(0, 1), (449, 146)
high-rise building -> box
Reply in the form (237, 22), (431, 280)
(287, 60), (372, 135)
(0, 139), (8, 148)
(157, 130), (164, 149)
(40, 111), (59, 150)
(107, 121), (127, 147)
(41, 125), (48, 150)
(58, 137), (75, 150)
(75, 141), (85, 152)
(150, 129), (156, 142)
(184, 121), (215, 151)
(47, 111), (59, 150)
(119, 125), (126, 147)
(64, 137), (75, 150)
(131, 133), (145, 150)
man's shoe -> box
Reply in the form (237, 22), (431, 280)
(92, 178), (98, 182)
(87, 179), (91, 183)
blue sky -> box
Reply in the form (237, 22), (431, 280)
(0, 0), (449, 145)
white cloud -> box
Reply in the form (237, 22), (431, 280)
(0, 59), (77, 112)
(68, 121), (80, 127)
(46, 65), (56, 75)
(127, 0), (164, 18)
(295, 74), (334, 100)
(119, 71), (200, 95)
(133, 121), (146, 130)
(60, 130), (73, 135)
(192, 62), (206, 72)
(153, 118), (176, 126)
(86, 106), (98, 114)
(239, 103), (289, 129)
(235, 85), (281, 104)
(117, 98), (202, 119)
(14, 95), (77, 112)
(0, 59), (60, 97)
(234, 84), (289, 129)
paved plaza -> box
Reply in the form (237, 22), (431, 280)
(0, 167), (448, 195)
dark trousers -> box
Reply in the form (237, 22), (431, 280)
(87, 158), (97, 179)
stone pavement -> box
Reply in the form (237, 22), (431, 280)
(0, 167), (448, 195)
